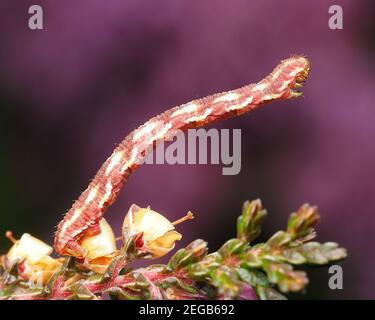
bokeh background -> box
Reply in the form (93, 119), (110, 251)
(0, 0), (374, 299)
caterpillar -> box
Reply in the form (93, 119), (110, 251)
(54, 55), (311, 258)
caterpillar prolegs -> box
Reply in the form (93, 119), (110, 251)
(54, 56), (311, 258)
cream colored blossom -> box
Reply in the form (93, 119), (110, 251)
(80, 218), (118, 274)
(6, 233), (62, 285)
(122, 204), (186, 258)
(7, 233), (53, 264)
(80, 219), (117, 261)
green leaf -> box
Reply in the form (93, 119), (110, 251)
(167, 239), (208, 271)
(236, 268), (269, 287)
(267, 231), (293, 247)
(240, 250), (263, 268)
(211, 266), (241, 298)
(160, 276), (197, 294)
(262, 261), (308, 293)
(287, 204), (319, 240)
(257, 286), (287, 300)
(300, 242), (347, 265)
(321, 242), (347, 261)
(277, 248), (307, 265)
(218, 239), (248, 257)
(237, 199), (267, 243)
(72, 283), (97, 300)
(189, 252), (223, 278)
(167, 249), (193, 271)
(108, 287), (147, 300)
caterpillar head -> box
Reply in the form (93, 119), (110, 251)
(283, 55), (311, 98)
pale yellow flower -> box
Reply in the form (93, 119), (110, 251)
(7, 233), (53, 264)
(80, 218), (118, 274)
(6, 233), (62, 285)
(122, 204), (192, 259)
(25, 255), (63, 285)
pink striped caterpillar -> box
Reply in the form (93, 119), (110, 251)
(54, 55), (311, 258)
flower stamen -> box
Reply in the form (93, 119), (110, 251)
(5, 230), (17, 244)
(172, 211), (194, 226)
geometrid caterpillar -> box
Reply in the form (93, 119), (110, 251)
(54, 56), (311, 258)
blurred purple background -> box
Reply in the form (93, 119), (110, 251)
(0, 0), (374, 299)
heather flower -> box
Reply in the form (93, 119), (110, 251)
(80, 219), (118, 273)
(122, 204), (191, 258)
(5, 233), (62, 285)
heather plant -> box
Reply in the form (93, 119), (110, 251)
(0, 199), (346, 300)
